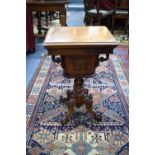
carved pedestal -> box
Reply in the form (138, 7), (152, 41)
(52, 54), (109, 125)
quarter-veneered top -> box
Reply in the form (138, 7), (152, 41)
(43, 26), (118, 47)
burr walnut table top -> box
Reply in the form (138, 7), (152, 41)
(43, 26), (118, 48)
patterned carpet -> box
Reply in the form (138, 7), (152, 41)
(26, 52), (129, 155)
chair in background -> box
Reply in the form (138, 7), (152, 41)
(83, 0), (114, 26)
(112, 0), (129, 33)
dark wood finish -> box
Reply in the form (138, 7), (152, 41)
(43, 26), (118, 125)
(26, 0), (69, 34)
(26, 6), (35, 52)
(112, 0), (129, 33)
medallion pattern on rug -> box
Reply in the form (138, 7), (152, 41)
(26, 55), (129, 155)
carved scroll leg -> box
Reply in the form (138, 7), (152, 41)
(60, 90), (73, 104)
(61, 98), (77, 126)
(85, 100), (102, 122)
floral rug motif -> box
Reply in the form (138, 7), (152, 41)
(26, 54), (129, 155)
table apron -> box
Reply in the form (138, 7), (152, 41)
(46, 48), (114, 55)
(27, 4), (65, 13)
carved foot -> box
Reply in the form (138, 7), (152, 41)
(94, 114), (102, 122)
(61, 116), (70, 126)
(61, 98), (77, 125)
(85, 98), (102, 122)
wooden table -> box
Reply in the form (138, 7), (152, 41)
(26, 0), (69, 34)
(43, 26), (118, 125)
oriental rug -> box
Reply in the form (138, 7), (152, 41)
(26, 54), (129, 155)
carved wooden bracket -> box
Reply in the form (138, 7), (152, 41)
(98, 53), (109, 62)
(52, 55), (62, 63)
